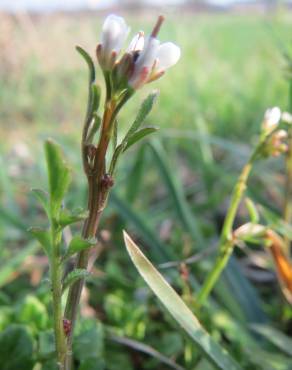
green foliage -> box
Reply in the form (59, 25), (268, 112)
(31, 189), (50, 217)
(44, 139), (72, 219)
(250, 324), (292, 357)
(63, 235), (96, 260)
(62, 269), (90, 292)
(73, 321), (105, 368)
(123, 91), (159, 143)
(59, 208), (88, 228)
(0, 324), (34, 370)
(76, 46), (95, 86)
(16, 295), (49, 333)
(38, 330), (55, 361)
(28, 228), (51, 258)
(123, 127), (158, 152)
(244, 198), (260, 224)
(110, 91), (159, 174)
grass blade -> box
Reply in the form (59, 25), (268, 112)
(148, 140), (204, 246)
(123, 231), (242, 370)
(108, 332), (184, 370)
(250, 324), (292, 357)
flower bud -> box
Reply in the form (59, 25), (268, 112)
(112, 52), (134, 91)
(128, 36), (160, 89)
(262, 129), (288, 157)
(262, 107), (281, 134)
(282, 111), (292, 124)
(128, 16), (180, 90)
(97, 14), (129, 70)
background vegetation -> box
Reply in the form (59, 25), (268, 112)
(0, 8), (292, 369)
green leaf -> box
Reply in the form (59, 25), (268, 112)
(245, 198), (260, 223)
(109, 92), (158, 175)
(123, 231), (242, 370)
(123, 91), (159, 144)
(44, 139), (71, 218)
(108, 333), (184, 370)
(17, 295), (49, 333)
(250, 324), (292, 357)
(28, 227), (51, 258)
(0, 324), (34, 370)
(90, 84), (101, 113)
(59, 208), (88, 228)
(109, 144), (124, 175)
(31, 188), (50, 217)
(63, 235), (96, 260)
(76, 46), (95, 84)
(62, 269), (90, 292)
(73, 321), (104, 362)
(112, 119), (118, 151)
(123, 127), (158, 152)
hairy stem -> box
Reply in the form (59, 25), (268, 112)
(63, 99), (116, 369)
(51, 223), (67, 369)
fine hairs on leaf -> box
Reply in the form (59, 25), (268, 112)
(31, 188), (50, 217)
(28, 228), (51, 258)
(44, 139), (72, 219)
(63, 236), (97, 260)
(109, 91), (159, 174)
(62, 269), (90, 293)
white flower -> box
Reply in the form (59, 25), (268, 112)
(155, 42), (181, 72)
(129, 37), (180, 89)
(127, 32), (145, 53)
(262, 107), (281, 133)
(282, 111), (292, 124)
(98, 14), (130, 70)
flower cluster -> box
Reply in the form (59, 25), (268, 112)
(96, 14), (181, 91)
(261, 107), (288, 157)
(262, 106), (281, 134)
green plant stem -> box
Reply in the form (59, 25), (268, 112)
(197, 152), (257, 306)
(51, 223), (67, 369)
(283, 79), (292, 254)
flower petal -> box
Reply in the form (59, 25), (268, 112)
(156, 42), (181, 70)
(263, 106), (281, 132)
(127, 32), (145, 52)
(101, 14), (129, 53)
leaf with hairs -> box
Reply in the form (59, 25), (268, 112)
(62, 269), (90, 292)
(63, 236), (96, 260)
(28, 227), (51, 258)
(59, 208), (89, 228)
(123, 127), (158, 152)
(44, 139), (71, 219)
(123, 91), (158, 143)
(31, 188), (50, 218)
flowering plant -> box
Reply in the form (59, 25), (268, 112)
(28, 13), (292, 370)
(30, 14), (181, 370)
